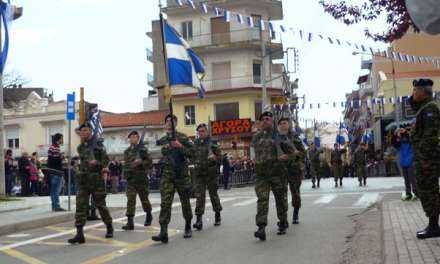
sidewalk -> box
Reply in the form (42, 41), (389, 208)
(383, 199), (440, 264)
(0, 193), (161, 236)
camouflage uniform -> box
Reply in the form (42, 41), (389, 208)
(251, 129), (288, 227)
(353, 147), (367, 185)
(331, 149), (343, 186)
(75, 140), (112, 227)
(193, 137), (222, 216)
(411, 98), (440, 218)
(123, 144), (153, 217)
(307, 148), (321, 187)
(157, 132), (194, 225)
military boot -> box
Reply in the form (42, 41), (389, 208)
(363, 179), (367, 186)
(152, 224), (168, 243)
(105, 224), (114, 238)
(254, 225), (266, 241)
(417, 215), (440, 239)
(214, 212), (221, 226)
(68, 226), (85, 244)
(277, 221), (288, 235)
(292, 207), (300, 224)
(144, 211), (153, 227)
(122, 216), (134, 231)
(335, 182), (338, 188)
(184, 220), (192, 238)
(317, 180), (320, 188)
(87, 209), (100, 221)
(193, 215), (203, 230)
(339, 179), (343, 187)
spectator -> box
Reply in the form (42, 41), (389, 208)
(4, 149), (14, 196)
(48, 133), (66, 212)
(222, 154), (231, 190)
(384, 144), (399, 176)
(18, 152), (31, 196)
(69, 157), (78, 195)
(29, 153), (40, 196)
(394, 126), (417, 201)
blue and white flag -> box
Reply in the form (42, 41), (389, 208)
(175, 0), (183, 6)
(247, 16), (254, 27)
(0, 2), (15, 73)
(214, 7), (221, 16)
(88, 104), (103, 138)
(280, 25), (285, 32)
(187, 0), (195, 9)
(164, 21), (206, 98)
(200, 2), (208, 14)
(259, 19), (265, 30)
(314, 122), (321, 148)
(236, 13), (243, 24)
(224, 10), (230, 22)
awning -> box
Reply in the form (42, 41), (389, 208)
(385, 120), (414, 131)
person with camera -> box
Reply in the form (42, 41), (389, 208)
(394, 126), (417, 201)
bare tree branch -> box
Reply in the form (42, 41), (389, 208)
(3, 70), (31, 89)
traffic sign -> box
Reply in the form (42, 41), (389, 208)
(66, 93), (76, 120)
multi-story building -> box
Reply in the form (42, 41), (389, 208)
(149, 0), (286, 157)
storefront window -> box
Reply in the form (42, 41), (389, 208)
(215, 102), (239, 121)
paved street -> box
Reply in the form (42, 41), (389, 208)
(0, 177), (418, 264)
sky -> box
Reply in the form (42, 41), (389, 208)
(6, 0), (387, 124)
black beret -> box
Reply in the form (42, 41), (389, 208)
(78, 123), (91, 130)
(196, 123), (207, 131)
(164, 114), (178, 123)
(259, 111), (273, 121)
(127, 131), (139, 138)
(277, 117), (289, 125)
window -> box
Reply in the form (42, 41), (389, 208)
(251, 14), (262, 28)
(47, 124), (64, 145)
(181, 21), (193, 40)
(215, 102), (239, 121)
(255, 101), (262, 121)
(6, 127), (19, 149)
(212, 61), (231, 89)
(184, 105), (196, 126)
(253, 60), (262, 84)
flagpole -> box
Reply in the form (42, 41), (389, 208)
(0, 9), (4, 195)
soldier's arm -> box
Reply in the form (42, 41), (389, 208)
(122, 150), (131, 171)
(212, 142), (222, 157)
(140, 147), (153, 170)
(100, 148), (110, 168)
(418, 106), (440, 160)
(179, 134), (195, 160)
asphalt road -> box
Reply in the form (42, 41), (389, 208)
(0, 177), (405, 264)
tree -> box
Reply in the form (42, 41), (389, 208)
(3, 70), (31, 88)
(319, 0), (418, 42)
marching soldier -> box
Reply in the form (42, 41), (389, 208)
(121, 131), (153, 231)
(331, 143), (343, 187)
(152, 114), (194, 243)
(251, 111), (289, 241)
(68, 123), (113, 244)
(409, 79), (440, 239)
(307, 142), (321, 188)
(192, 124), (223, 230)
(278, 118), (306, 224)
(354, 142), (368, 187)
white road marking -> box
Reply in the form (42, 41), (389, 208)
(232, 198), (257, 207)
(353, 193), (380, 208)
(6, 234), (31, 238)
(314, 194), (337, 204)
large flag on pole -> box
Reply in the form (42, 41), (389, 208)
(0, 2), (16, 73)
(164, 21), (206, 98)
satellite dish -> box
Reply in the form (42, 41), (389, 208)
(406, 0), (440, 34)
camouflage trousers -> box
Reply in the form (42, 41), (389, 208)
(194, 169), (222, 216)
(125, 182), (152, 217)
(332, 164), (343, 182)
(75, 184), (112, 227)
(356, 166), (366, 183)
(414, 161), (440, 218)
(287, 169), (302, 209)
(255, 163), (288, 226)
(310, 165), (321, 185)
(158, 169), (193, 225)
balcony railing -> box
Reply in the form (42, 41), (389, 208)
(186, 28), (263, 48)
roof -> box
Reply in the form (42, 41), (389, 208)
(3, 88), (47, 108)
(102, 110), (167, 128)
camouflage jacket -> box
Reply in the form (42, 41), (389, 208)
(251, 129), (278, 164)
(157, 131), (194, 171)
(331, 150), (343, 166)
(77, 139), (109, 186)
(123, 144), (152, 185)
(410, 98), (440, 161)
(279, 133), (306, 171)
(353, 148), (366, 167)
(307, 148), (321, 168)
(193, 137), (221, 171)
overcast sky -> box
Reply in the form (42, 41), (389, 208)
(7, 0), (387, 124)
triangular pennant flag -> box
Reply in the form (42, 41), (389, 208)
(280, 25), (285, 32)
(247, 16), (254, 27)
(299, 30), (303, 39)
(354, 44), (359, 50)
(308, 32), (312, 42)
(328, 37), (333, 44)
(346, 41), (352, 46)
(259, 19), (265, 30)
(236, 13), (243, 24)
(214, 6), (221, 16)
(224, 10), (231, 22)
(187, 0), (196, 9)
(361, 45), (366, 52)
(336, 39), (341, 45)
(175, 0), (183, 6)
(200, 2), (208, 14)
(318, 34), (324, 39)
(269, 22), (274, 37)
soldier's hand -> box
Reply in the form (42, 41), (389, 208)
(89, 160), (98, 167)
(131, 159), (142, 167)
(279, 154), (289, 161)
(170, 140), (183, 148)
(208, 154), (217, 160)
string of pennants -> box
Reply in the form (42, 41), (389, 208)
(172, 0), (440, 69)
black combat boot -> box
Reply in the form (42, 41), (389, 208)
(359, 181), (362, 187)
(122, 216), (134, 231)
(292, 207), (300, 224)
(68, 226), (85, 244)
(144, 211), (153, 227)
(277, 221), (288, 235)
(317, 180), (320, 188)
(105, 224), (114, 238)
(254, 225), (266, 241)
(87, 209), (100, 221)
(214, 212), (221, 226)
(339, 179), (343, 187)
(335, 182), (338, 188)
(152, 224), (168, 243)
(417, 215), (440, 239)
(363, 178), (367, 186)
(184, 220), (192, 238)
(193, 215), (203, 230)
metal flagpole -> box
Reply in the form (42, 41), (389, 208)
(0, 11), (4, 196)
(67, 118), (71, 210)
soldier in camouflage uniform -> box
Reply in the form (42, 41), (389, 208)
(121, 131), (153, 231)
(152, 115), (194, 243)
(331, 143), (343, 188)
(353, 143), (368, 187)
(278, 118), (306, 224)
(68, 123), (113, 244)
(192, 124), (222, 230)
(251, 111), (289, 241)
(307, 142), (321, 188)
(409, 79), (440, 239)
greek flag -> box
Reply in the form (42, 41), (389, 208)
(314, 122), (321, 148)
(164, 21), (206, 98)
(88, 104), (103, 138)
(0, 2), (15, 73)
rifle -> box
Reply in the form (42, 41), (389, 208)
(272, 105), (287, 159)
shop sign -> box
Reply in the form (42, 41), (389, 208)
(211, 119), (252, 136)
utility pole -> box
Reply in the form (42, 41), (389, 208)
(390, 47), (400, 127)
(0, 4), (23, 196)
(260, 24), (267, 111)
